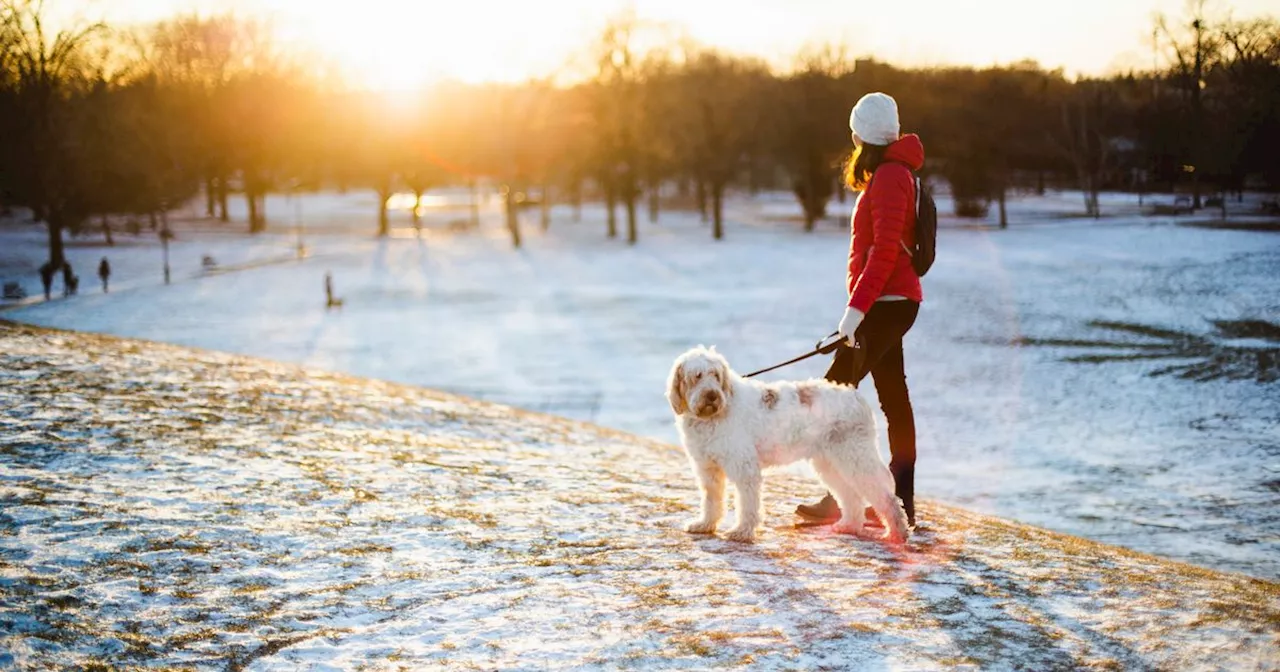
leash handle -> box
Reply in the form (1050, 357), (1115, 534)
(815, 331), (850, 354)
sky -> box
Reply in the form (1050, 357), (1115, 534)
(58, 0), (1280, 89)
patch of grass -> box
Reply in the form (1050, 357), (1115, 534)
(669, 632), (713, 657)
(450, 508), (499, 528)
(231, 581), (273, 595)
(1020, 318), (1280, 382)
(167, 627), (221, 648)
(622, 580), (684, 609)
(336, 543), (394, 556)
(45, 594), (82, 610)
(144, 535), (212, 555)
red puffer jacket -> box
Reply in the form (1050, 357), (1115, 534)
(846, 133), (925, 313)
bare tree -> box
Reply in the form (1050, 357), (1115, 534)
(769, 45), (852, 232)
(670, 50), (769, 239)
(0, 0), (105, 267)
(1156, 0), (1223, 209)
(587, 12), (664, 244)
(143, 14), (244, 222)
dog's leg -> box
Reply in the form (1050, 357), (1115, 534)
(723, 468), (762, 543)
(814, 456), (867, 536)
(866, 469), (911, 543)
(685, 461), (725, 534)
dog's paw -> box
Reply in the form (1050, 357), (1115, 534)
(884, 526), (910, 545)
(685, 519), (718, 535)
(855, 526), (888, 541)
(723, 526), (757, 543)
(832, 520), (866, 536)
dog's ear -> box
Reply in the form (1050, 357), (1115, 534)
(667, 362), (689, 415)
(717, 359), (733, 398)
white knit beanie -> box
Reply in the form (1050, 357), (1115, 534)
(849, 92), (900, 146)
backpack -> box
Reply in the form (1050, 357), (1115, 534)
(871, 163), (937, 277)
(906, 174), (937, 277)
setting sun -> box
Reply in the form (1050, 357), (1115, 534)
(269, 0), (607, 88)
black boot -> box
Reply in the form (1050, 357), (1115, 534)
(894, 465), (916, 528)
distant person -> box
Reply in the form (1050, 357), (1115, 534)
(61, 261), (77, 297)
(795, 92), (925, 529)
(38, 261), (55, 300)
(98, 257), (111, 293)
(325, 272), (343, 309)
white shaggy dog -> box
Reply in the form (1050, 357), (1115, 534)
(666, 346), (909, 544)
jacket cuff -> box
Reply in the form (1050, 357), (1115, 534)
(848, 294), (873, 314)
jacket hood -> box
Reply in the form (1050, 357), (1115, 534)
(883, 133), (925, 171)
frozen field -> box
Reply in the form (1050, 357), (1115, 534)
(2, 323), (1276, 670)
(4, 189), (1279, 580)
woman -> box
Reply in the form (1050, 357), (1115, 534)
(796, 92), (924, 528)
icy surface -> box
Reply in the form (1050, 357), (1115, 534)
(0, 323), (1276, 670)
(4, 190), (1279, 581)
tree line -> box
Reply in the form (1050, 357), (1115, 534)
(2, 0), (1277, 265)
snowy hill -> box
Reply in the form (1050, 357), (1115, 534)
(1, 322), (1276, 671)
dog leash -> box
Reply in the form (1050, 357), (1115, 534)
(742, 332), (852, 378)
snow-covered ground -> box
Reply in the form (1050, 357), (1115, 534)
(2, 323), (1276, 670)
(4, 189), (1278, 582)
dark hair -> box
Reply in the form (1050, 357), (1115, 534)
(843, 142), (889, 192)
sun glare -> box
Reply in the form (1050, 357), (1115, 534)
(267, 0), (605, 89)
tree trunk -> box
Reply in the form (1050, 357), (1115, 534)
(998, 188), (1008, 229)
(712, 183), (724, 240)
(605, 179), (617, 238)
(102, 216), (114, 246)
(504, 187), (521, 248)
(1037, 171), (1046, 196)
(696, 179), (708, 223)
(247, 188), (269, 234)
(246, 191), (257, 233)
(836, 174), (846, 204)
(205, 176), (216, 217)
(623, 176), (638, 245)
(247, 188), (268, 233)
(572, 180), (582, 223)
(149, 211), (159, 231)
(540, 182), (551, 231)
(217, 176), (229, 222)
(1190, 20), (1204, 211)
(412, 189), (423, 233)
(469, 178), (480, 228)
(626, 195), (637, 245)
(648, 183), (659, 223)
(377, 187), (390, 237)
(804, 177), (818, 233)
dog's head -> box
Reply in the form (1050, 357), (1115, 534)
(667, 346), (734, 420)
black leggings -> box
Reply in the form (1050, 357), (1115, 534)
(824, 300), (919, 522)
